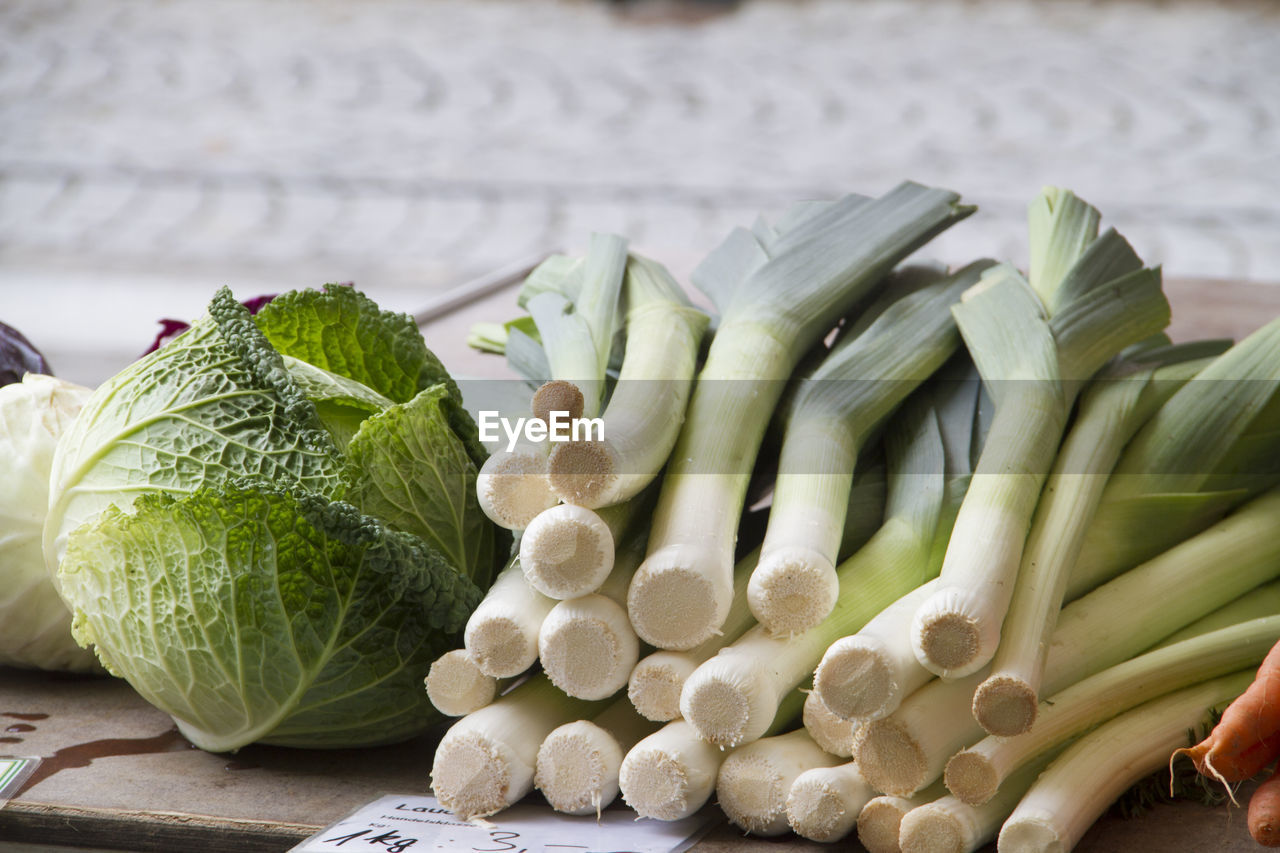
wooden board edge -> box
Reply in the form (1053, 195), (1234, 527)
(0, 800), (317, 852)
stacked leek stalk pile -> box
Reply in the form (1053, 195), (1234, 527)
(426, 182), (1280, 852)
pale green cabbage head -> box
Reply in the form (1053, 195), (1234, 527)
(43, 286), (500, 751)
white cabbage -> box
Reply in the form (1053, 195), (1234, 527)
(0, 373), (99, 672)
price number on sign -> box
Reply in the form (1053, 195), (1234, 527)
(321, 827), (418, 852)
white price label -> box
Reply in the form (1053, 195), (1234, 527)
(292, 794), (718, 853)
(0, 756), (40, 806)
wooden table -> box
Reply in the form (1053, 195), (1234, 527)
(2, 275), (1278, 852)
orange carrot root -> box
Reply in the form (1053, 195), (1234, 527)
(1250, 764), (1280, 847)
(1175, 640), (1280, 801)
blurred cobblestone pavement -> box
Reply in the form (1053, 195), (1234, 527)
(2, 0), (1278, 383)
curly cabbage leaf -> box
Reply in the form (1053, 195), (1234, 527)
(254, 284), (454, 405)
(340, 384), (498, 589)
(61, 483), (482, 752)
(43, 292), (343, 570)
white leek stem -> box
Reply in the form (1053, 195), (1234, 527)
(998, 671), (1252, 853)
(619, 719), (728, 821)
(476, 441), (558, 531)
(803, 688), (857, 758)
(899, 754), (1051, 853)
(910, 385), (1065, 677)
(548, 257), (708, 508)
(619, 689), (806, 821)
(857, 781), (948, 853)
(681, 516), (937, 749)
(430, 674), (607, 820)
(815, 579), (940, 722)
(534, 698), (659, 816)
(786, 760), (876, 842)
(627, 548), (760, 722)
(425, 649), (511, 717)
(464, 556), (555, 678)
(521, 503), (627, 599)
(538, 594), (639, 700)
(530, 379), (584, 426)
(716, 728), (843, 836)
(748, 423), (856, 636)
(538, 526), (647, 699)
(947, 615), (1280, 806)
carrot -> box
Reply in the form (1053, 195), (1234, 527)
(1251, 763), (1280, 847)
(1174, 640), (1280, 795)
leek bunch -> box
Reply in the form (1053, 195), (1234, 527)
(422, 182), (1280, 853)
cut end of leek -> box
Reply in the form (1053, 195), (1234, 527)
(466, 617), (536, 679)
(520, 504), (615, 599)
(716, 750), (792, 836)
(853, 718), (928, 797)
(803, 690), (856, 758)
(913, 605), (990, 677)
(532, 379), (585, 425)
(534, 720), (622, 816)
(899, 804), (965, 853)
(681, 663), (775, 749)
(943, 749), (999, 806)
(425, 649), (498, 717)
(747, 546), (839, 636)
(547, 439), (618, 508)
(620, 737), (709, 821)
(857, 797), (913, 853)
(628, 547), (731, 650)
(972, 674), (1039, 737)
(628, 654), (697, 722)
(431, 731), (514, 820)
(539, 596), (638, 700)
(477, 450), (558, 530)
(786, 773), (858, 843)
(815, 636), (896, 721)
(998, 815), (1066, 853)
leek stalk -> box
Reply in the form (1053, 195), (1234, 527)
(949, 615), (1280, 805)
(547, 255), (709, 508)
(464, 553), (554, 678)
(716, 728), (843, 836)
(628, 183), (973, 650)
(854, 487), (1280, 796)
(747, 263), (990, 635)
(534, 697), (659, 816)
(680, 381), (980, 748)
(618, 688), (806, 821)
(786, 760), (877, 842)
(974, 344), (1220, 735)
(911, 188), (1171, 678)
(430, 674), (609, 819)
(998, 672), (1252, 853)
